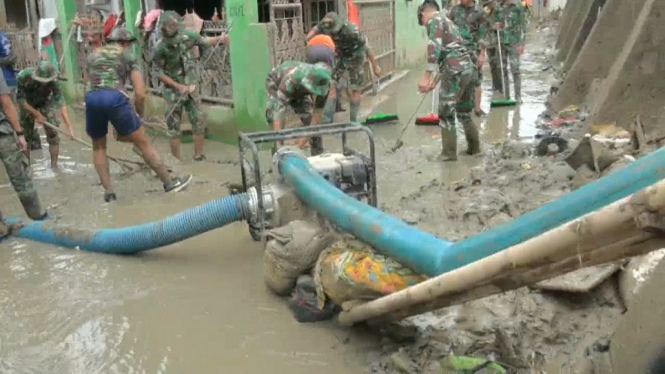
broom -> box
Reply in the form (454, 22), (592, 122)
(415, 85), (440, 126)
(490, 29), (517, 107)
(362, 112), (399, 125)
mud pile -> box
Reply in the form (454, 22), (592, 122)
(364, 11), (637, 372)
(372, 137), (627, 373)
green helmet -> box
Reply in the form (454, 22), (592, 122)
(31, 61), (57, 83)
(319, 12), (344, 33)
(107, 27), (137, 42)
(160, 10), (184, 39)
(301, 63), (332, 97)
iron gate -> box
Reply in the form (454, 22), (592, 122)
(268, 0), (307, 68)
(355, 0), (395, 89)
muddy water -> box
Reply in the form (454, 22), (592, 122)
(0, 40), (552, 373)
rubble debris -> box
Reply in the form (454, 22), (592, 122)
(534, 262), (625, 293)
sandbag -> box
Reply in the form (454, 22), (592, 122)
(314, 238), (427, 308)
(263, 220), (335, 295)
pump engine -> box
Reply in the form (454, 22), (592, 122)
(238, 122), (377, 241)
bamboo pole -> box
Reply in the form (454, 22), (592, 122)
(375, 233), (665, 323)
(337, 180), (665, 326)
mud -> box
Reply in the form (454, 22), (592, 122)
(0, 13), (628, 374)
(367, 16), (626, 373)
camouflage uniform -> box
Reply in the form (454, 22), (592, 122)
(314, 12), (369, 123)
(0, 70), (46, 220)
(85, 30), (144, 141)
(496, 0), (527, 100)
(265, 61), (333, 155)
(482, 0), (503, 92)
(15, 62), (64, 148)
(426, 11), (480, 160)
(152, 11), (208, 138)
(448, 2), (488, 89)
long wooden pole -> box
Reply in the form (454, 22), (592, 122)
(42, 121), (144, 170)
(337, 180), (665, 326)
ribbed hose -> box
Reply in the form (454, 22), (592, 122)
(278, 154), (454, 276)
(281, 146), (665, 277)
(4, 193), (252, 254)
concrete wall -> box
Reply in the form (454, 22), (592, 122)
(555, 0), (596, 62)
(553, 0), (646, 110)
(394, 0), (427, 68)
(588, 0), (663, 132)
(554, 0), (665, 134)
(610, 255), (665, 372)
(548, 0), (567, 9)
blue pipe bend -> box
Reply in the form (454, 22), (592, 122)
(4, 193), (251, 254)
(281, 146), (665, 277)
(279, 154), (454, 276)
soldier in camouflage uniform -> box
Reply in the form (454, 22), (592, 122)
(152, 11), (228, 162)
(493, 0), (527, 102)
(0, 67), (48, 233)
(482, 0), (503, 93)
(449, 0), (489, 117)
(85, 27), (191, 202)
(418, 0), (480, 161)
(16, 61), (75, 169)
(265, 61), (333, 156)
(306, 12), (381, 124)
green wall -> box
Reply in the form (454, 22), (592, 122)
(225, 0), (273, 133)
(394, 1), (428, 68)
(56, 0), (78, 102)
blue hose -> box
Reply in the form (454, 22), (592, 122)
(4, 193), (251, 254)
(279, 154), (454, 276)
(280, 146), (665, 277)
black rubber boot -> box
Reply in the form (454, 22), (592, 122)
(335, 99), (346, 113)
(462, 120), (481, 155)
(309, 137), (324, 156)
(514, 73), (522, 104)
(502, 62), (511, 100)
(439, 124), (458, 161)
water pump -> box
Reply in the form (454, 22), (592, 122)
(238, 122), (377, 241)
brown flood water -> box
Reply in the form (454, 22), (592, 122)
(0, 43), (550, 373)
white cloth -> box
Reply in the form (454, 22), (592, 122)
(37, 18), (57, 51)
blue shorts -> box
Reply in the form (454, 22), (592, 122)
(85, 89), (141, 140)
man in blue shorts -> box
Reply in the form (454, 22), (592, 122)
(85, 27), (191, 202)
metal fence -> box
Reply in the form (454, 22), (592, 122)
(139, 20), (233, 106)
(2, 28), (40, 71)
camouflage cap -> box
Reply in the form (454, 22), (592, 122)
(30, 61), (57, 83)
(160, 10), (184, 39)
(319, 12), (344, 33)
(301, 63), (333, 97)
(107, 27), (137, 42)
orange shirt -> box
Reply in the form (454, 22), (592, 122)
(307, 34), (335, 52)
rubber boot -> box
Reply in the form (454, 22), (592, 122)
(488, 49), (502, 92)
(309, 137), (324, 156)
(461, 120), (481, 155)
(513, 73), (522, 104)
(19, 192), (47, 221)
(439, 124), (458, 161)
(31, 138), (41, 150)
(502, 62), (511, 100)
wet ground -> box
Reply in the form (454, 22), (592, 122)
(0, 17), (594, 374)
